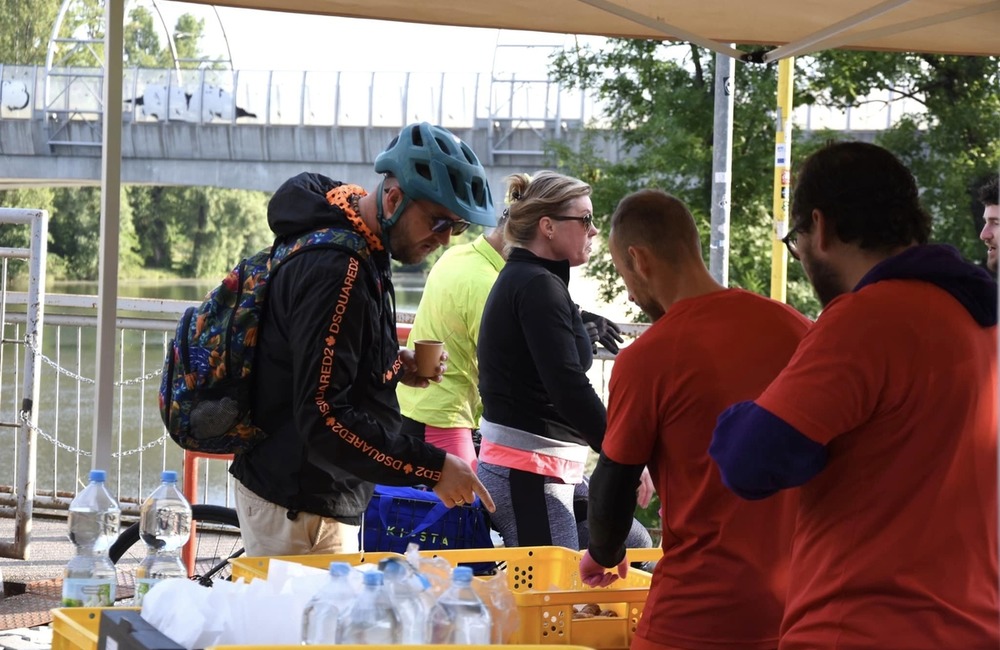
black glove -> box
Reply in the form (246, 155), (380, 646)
(581, 310), (623, 355)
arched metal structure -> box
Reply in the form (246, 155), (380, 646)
(43, 0), (235, 147)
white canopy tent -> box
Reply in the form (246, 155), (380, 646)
(88, 0), (999, 465)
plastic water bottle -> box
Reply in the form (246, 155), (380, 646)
(302, 562), (357, 645)
(337, 570), (400, 644)
(430, 566), (492, 644)
(379, 557), (431, 643)
(62, 469), (120, 607)
(134, 470), (191, 605)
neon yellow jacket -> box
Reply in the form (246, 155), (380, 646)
(398, 235), (505, 428)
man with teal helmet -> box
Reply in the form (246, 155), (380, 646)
(374, 122), (496, 237)
(231, 122), (496, 558)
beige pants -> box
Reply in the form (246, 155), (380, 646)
(235, 481), (361, 557)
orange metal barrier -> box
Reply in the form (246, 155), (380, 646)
(181, 450), (235, 575)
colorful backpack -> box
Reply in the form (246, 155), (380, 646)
(158, 227), (369, 454)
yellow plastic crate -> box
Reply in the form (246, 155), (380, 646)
(51, 607), (147, 650)
(231, 546), (651, 649)
(208, 647), (595, 650)
(51, 607), (103, 650)
(51, 607), (597, 650)
(626, 547), (663, 565)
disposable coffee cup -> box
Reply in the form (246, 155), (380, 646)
(414, 339), (444, 378)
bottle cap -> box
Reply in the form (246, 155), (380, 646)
(363, 570), (384, 586)
(161, 470), (178, 483)
(329, 562), (352, 577)
(378, 557), (407, 580)
(89, 469), (106, 482)
(453, 566), (474, 582)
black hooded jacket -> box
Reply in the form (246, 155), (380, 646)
(230, 173), (446, 523)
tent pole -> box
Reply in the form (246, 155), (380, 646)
(93, 0), (124, 472)
(769, 57), (794, 303)
(709, 50), (735, 287)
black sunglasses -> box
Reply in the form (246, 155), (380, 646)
(429, 215), (472, 236)
(549, 213), (594, 228)
(781, 225), (801, 261)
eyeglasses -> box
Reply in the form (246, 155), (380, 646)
(781, 225), (801, 261)
(549, 213), (594, 228)
(429, 214), (471, 236)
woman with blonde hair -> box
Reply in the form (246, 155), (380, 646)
(476, 170), (648, 549)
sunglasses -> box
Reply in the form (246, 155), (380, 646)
(549, 213), (594, 228)
(781, 225), (801, 261)
(429, 215), (472, 236)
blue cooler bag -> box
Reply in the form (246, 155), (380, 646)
(360, 485), (495, 572)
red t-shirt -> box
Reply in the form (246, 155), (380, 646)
(603, 288), (810, 650)
(755, 280), (999, 650)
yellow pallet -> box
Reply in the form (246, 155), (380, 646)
(231, 545), (651, 649)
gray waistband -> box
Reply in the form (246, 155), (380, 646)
(479, 418), (590, 462)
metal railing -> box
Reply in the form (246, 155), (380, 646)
(0, 207), (47, 559)
(0, 289), (632, 510)
(0, 63), (606, 131)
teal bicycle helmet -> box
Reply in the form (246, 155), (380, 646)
(374, 122), (496, 230)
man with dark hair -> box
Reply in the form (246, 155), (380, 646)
(231, 123), (496, 557)
(580, 189), (810, 650)
(711, 141), (999, 649)
(979, 175), (999, 272)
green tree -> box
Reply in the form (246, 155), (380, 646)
(550, 42), (999, 319)
(187, 187), (272, 277)
(0, 188), (56, 258)
(48, 187), (142, 280)
(123, 5), (165, 68)
(801, 52), (1000, 262)
(550, 40), (819, 316)
(0, 0), (61, 64)
(171, 13), (208, 68)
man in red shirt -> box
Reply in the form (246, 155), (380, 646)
(711, 141), (999, 649)
(580, 189), (811, 650)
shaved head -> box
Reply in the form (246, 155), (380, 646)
(609, 189), (702, 268)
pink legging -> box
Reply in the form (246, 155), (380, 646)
(425, 426), (477, 471)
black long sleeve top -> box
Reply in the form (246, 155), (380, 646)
(477, 247), (606, 451)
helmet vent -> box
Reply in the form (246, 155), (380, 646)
(434, 136), (453, 153)
(460, 142), (477, 165)
(448, 169), (468, 201)
(471, 178), (487, 206)
(410, 128), (424, 147)
(416, 162), (433, 181)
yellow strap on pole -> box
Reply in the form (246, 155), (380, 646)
(769, 57), (795, 303)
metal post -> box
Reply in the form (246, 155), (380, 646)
(265, 70), (273, 127)
(299, 70), (307, 126)
(709, 51), (735, 286)
(0, 209), (47, 559)
(769, 57), (795, 302)
(402, 71), (410, 124)
(438, 72), (445, 125)
(231, 69), (239, 125)
(93, 0), (124, 473)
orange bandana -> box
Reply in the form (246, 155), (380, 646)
(326, 184), (384, 252)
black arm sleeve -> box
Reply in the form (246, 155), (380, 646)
(289, 254), (447, 486)
(588, 452), (644, 567)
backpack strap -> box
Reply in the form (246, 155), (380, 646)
(270, 228), (370, 272)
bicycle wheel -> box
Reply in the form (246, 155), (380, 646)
(110, 504), (244, 587)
